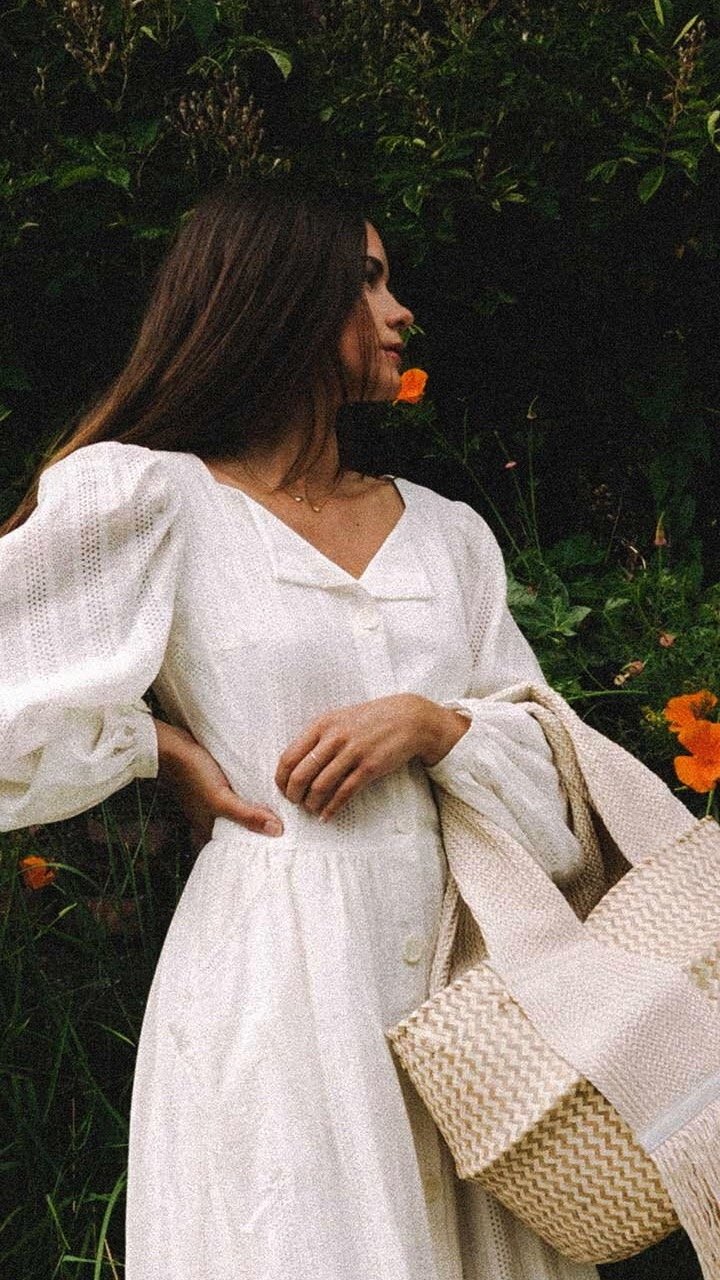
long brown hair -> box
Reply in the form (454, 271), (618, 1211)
(2, 177), (380, 535)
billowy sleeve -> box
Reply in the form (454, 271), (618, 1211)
(0, 441), (185, 831)
(426, 504), (584, 883)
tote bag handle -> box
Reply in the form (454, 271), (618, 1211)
(433, 683), (720, 1142)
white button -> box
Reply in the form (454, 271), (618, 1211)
(357, 609), (379, 630)
(402, 936), (424, 965)
(352, 600), (380, 631)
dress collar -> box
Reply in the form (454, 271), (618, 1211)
(199, 459), (434, 599)
(245, 482), (434, 599)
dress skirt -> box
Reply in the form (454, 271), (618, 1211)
(125, 817), (598, 1280)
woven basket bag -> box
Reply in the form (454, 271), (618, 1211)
(387, 690), (720, 1267)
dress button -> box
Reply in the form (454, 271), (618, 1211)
(358, 607), (379, 630)
(394, 818), (414, 835)
(402, 936), (424, 965)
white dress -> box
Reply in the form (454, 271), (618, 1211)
(0, 440), (599, 1280)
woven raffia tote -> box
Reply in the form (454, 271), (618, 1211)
(387, 685), (720, 1270)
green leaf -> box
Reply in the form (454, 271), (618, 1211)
(378, 134), (413, 154)
(643, 47), (669, 71)
(653, 0), (665, 26)
(127, 118), (162, 150)
(238, 37), (293, 79)
(708, 110), (720, 148)
(264, 46), (293, 79)
(185, 0), (218, 48)
(53, 163), (103, 189)
(130, 224), (170, 241)
(638, 165), (665, 202)
(548, 533), (605, 572)
(556, 605), (592, 635)
(587, 159), (619, 183)
(673, 14), (699, 47)
(105, 165), (131, 189)
(402, 186), (426, 215)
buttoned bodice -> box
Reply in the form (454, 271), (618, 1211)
(152, 456), (476, 853)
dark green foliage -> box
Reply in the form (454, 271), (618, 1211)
(1, 0), (719, 566)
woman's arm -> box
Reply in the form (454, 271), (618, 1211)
(0, 443), (181, 831)
(422, 504), (585, 883)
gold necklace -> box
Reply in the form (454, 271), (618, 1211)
(233, 457), (346, 514)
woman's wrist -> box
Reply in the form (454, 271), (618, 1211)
(410, 697), (471, 768)
(153, 717), (200, 780)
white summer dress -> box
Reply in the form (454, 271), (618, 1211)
(0, 440), (599, 1280)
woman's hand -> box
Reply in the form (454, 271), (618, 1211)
(275, 694), (469, 822)
(154, 719), (284, 849)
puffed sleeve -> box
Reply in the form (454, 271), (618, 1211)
(0, 441), (185, 831)
(426, 504), (584, 884)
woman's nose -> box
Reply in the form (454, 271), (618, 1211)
(390, 296), (414, 331)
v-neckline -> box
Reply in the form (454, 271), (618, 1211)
(196, 457), (409, 585)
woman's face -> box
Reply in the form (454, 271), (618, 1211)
(339, 222), (415, 401)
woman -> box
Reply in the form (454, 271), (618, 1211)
(0, 178), (596, 1279)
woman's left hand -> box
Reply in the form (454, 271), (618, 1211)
(275, 694), (470, 821)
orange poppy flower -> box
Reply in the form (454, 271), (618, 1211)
(393, 368), (428, 404)
(663, 690), (718, 735)
(19, 854), (57, 890)
(673, 720), (720, 794)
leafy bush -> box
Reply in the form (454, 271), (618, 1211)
(1, 0), (719, 571)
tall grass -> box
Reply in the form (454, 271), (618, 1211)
(0, 780), (190, 1278)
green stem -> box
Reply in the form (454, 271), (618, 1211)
(526, 428), (542, 559)
(705, 787), (716, 818)
(564, 688), (649, 703)
(437, 417), (524, 558)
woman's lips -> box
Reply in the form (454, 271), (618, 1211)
(384, 349), (401, 365)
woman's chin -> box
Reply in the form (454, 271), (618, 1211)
(342, 368), (402, 404)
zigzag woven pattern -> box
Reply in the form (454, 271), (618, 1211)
(481, 1080), (678, 1263)
(389, 817), (720, 1264)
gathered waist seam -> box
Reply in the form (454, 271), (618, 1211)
(209, 815), (441, 854)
